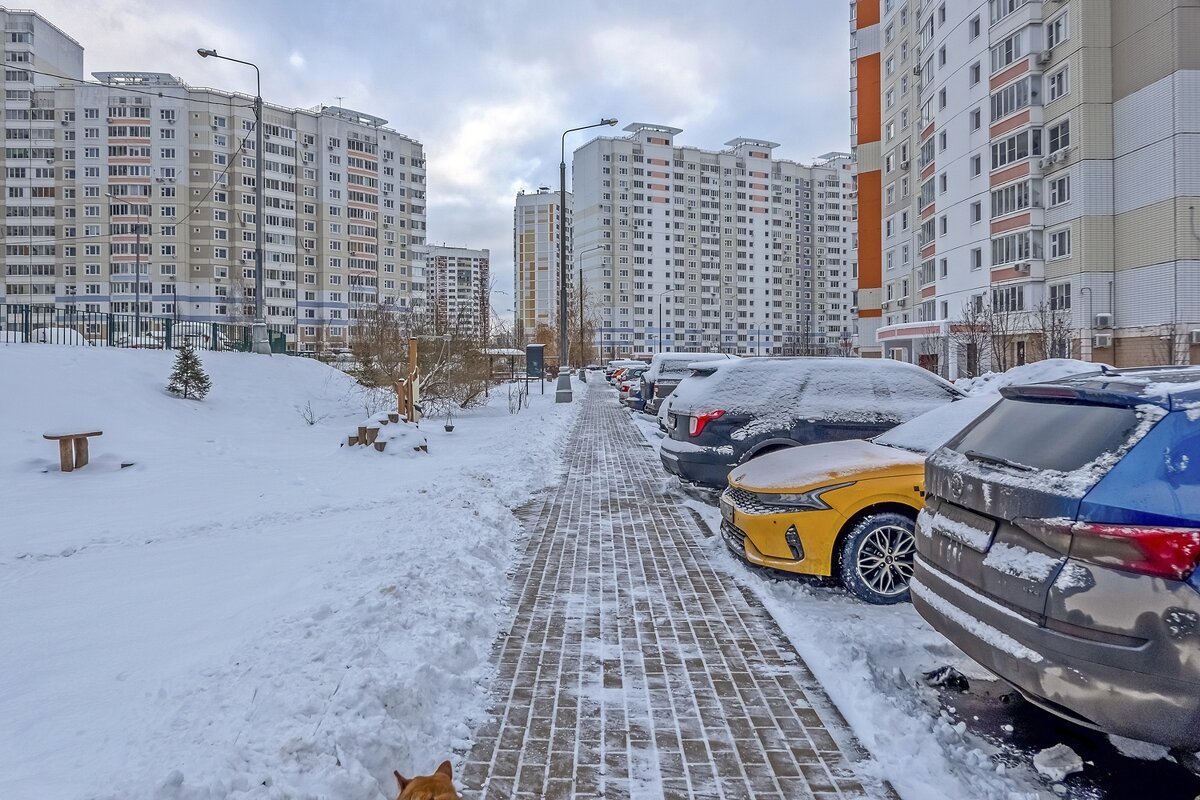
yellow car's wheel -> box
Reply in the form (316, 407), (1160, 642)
(838, 511), (917, 605)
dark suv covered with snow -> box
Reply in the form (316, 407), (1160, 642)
(659, 357), (962, 489)
(914, 366), (1200, 751)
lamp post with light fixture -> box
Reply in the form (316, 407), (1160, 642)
(196, 47), (270, 354)
(556, 118), (617, 402)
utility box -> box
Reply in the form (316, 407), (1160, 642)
(526, 343), (545, 379)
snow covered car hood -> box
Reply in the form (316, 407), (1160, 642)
(728, 439), (924, 492)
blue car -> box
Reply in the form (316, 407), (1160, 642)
(914, 365), (1200, 752)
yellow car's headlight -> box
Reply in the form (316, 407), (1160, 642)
(755, 482), (855, 511)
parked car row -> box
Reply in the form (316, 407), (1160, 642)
(622, 352), (1200, 757)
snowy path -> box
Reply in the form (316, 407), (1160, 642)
(462, 381), (896, 799)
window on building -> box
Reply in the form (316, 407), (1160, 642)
(990, 32), (1024, 74)
(1049, 175), (1071, 206)
(1049, 228), (1071, 259)
(1050, 281), (1072, 311)
(971, 201), (982, 223)
(971, 108), (982, 131)
(970, 62), (981, 86)
(1048, 67), (1069, 102)
(1046, 13), (1069, 48)
(1048, 119), (1070, 152)
(970, 15), (982, 39)
(971, 154), (982, 176)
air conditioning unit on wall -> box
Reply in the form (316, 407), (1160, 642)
(1190, 330), (1200, 346)
(1095, 312), (1114, 328)
(1093, 333), (1113, 348)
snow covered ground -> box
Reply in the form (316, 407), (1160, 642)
(0, 345), (577, 799)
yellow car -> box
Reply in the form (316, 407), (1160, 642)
(719, 395), (997, 604)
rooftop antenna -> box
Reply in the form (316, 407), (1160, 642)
(334, 95), (345, 108)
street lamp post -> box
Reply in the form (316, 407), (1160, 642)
(557, 117), (617, 403)
(197, 47), (271, 355)
(575, 244), (609, 369)
(656, 287), (681, 354)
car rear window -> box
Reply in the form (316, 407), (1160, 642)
(947, 398), (1143, 472)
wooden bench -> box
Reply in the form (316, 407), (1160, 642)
(43, 430), (103, 473)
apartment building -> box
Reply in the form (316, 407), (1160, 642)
(426, 245), (490, 340)
(1, 7), (426, 353)
(571, 123), (855, 358)
(513, 186), (570, 342)
(851, 0), (1200, 376)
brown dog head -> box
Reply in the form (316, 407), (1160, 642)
(394, 761), (460, 800)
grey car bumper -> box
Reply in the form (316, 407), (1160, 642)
(912, 555), (1200, 750)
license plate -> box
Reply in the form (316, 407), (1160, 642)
(720, 498), (734, 524)
(668, 413), (678, 430)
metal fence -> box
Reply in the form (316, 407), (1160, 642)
(0, 304), (287, 353)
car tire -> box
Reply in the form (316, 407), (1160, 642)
(838, 512), (917, 605)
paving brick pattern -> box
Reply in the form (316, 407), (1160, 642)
(462, 382), (893, 799)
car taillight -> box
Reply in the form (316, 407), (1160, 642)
(689, 409), (726, 437)
(1072, 523), (1200, 581)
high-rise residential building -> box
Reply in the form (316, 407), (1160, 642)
(512, 186), (570, 343)
(1, 8), (426, 353)
(572, 123), (855, 359)
(851, 0), (1200, 376)
(426, 245), (490, 340)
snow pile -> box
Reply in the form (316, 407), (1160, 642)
(954, 359), (1102, 395)
(0, 345), (579, 799)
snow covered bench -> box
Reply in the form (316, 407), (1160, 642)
(43, 430), (102, 473)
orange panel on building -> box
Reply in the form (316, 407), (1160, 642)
(857, 0), (880, 29)
(858, 169), (882, 295)
(857, 53), (881, 144)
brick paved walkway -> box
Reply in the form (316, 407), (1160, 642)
(462, 381), (894, 799)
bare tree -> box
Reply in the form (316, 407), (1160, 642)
(948, 301), (991, 378)
(988, 304), (1025, 373)
(1029, 301), (1074, 361)
(917, 333), (944, 377)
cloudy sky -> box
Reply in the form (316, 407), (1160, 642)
(36, 0), (852, 318)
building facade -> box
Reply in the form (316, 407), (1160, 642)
(571, 123), (856, 358)
(512, 186), (570, 343)
(1, 8), (427, 353)
(426, 245), (490, 340)
(851, 0), (1200, 376)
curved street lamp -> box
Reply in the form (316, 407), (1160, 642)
(196, 47), (271, 355)
(556, 117), (617, 402)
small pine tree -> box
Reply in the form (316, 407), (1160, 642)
(166, 340), (212, 400)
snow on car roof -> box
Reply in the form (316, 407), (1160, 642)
(644, 351), (734, 381)
(669, 357), (957, 423)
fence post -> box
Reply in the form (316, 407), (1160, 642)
(165, 318), (173, 350)
(21, 305), (31, 342)
(106, 313), (115, 346)
(211, 323), (220, 351)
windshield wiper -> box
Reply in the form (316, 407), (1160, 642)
(963, 449), (1034, 472)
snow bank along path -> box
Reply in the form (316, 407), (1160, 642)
(0, 345), (578, 799)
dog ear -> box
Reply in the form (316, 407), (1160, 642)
(394, 770), (409, 790)
(436, 760), (453, 778)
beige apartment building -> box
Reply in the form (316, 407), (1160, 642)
(851, 0), (1200, 375)
(426, 245), (490, 340)
(1, 7), (426, 353)
(571, 123), (855, 358)
(512, 186), (570, 343)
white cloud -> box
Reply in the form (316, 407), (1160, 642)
(288, 51), (305, 70)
